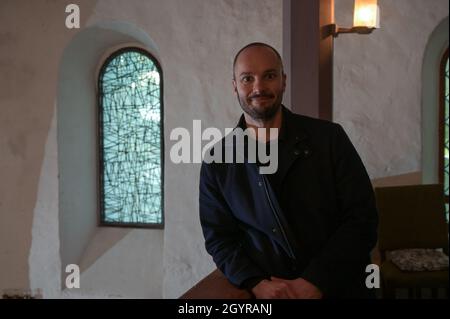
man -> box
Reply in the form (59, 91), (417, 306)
(199, 42), (378, 299)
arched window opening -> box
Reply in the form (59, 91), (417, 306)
(98, 48), (164, 228)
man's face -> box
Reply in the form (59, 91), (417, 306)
(233, 46), (286, 121)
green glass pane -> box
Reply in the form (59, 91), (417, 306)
(446, 204), (449, 223)
(100, 50), (162, 225)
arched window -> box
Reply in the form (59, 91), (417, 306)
(98, 47), (163, 228)
(439, 49), (449, 221)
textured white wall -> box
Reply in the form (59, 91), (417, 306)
(29, 104), (62, 299)
(334, 0), (449, 179)
(0, 0), (90, 294)
(421, 17), (449, 184)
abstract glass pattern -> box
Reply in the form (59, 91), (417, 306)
(99, 49), (163, 226)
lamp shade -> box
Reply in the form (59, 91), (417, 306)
(353, 0), (380, 28)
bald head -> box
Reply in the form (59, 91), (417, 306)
(232, 42), (286, 121)
(233, 42), (284, 79)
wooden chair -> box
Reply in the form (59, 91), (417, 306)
(374, 184), (449, 299)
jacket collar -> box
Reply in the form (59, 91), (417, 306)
(234, 105), (312, 179)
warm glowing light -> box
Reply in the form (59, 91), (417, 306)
(353, 0), (380, 28)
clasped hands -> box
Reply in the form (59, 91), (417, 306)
(251, 277), (323, 299)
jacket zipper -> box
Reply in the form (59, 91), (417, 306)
(261, 176), (297, 260)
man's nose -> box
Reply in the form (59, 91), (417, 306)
(252, 77), (266, 94)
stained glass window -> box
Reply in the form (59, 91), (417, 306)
(442, 53), (449, 221)
(98, 48), (163, 227)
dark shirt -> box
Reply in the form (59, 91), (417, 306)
(242, 112), (323, 291)
(240, 116), (291, 291)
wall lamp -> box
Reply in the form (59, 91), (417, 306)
(332, 0), (380, 37)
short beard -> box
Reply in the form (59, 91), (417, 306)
(237, 94), (282, 121)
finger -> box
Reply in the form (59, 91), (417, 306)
(281, 288), (294, 299)
(270, 276), (283, 282)
(286, 286), (298, 299)
(272, 289), (289, 299)
(273, 283), (294, 299)
(277, 282), (296, 299)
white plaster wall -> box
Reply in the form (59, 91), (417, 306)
(29, 104), (62, 299)
(334, 0), (449, 179)
(0, 0), (282, 298)
(0, 0), (87, 294)
(422, 17), (449, 184)
(61, 229), (164, 299)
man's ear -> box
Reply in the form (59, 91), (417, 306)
(282, 73), (287, 92)
(232, 79), (237, 93)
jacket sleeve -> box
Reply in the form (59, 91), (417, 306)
(199, 162), (267, 288)
(301, 123), (378, 296)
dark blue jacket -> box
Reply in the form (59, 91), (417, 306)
(199, 107), (378, 298)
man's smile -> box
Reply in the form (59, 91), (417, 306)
(250, 95), (274, 102)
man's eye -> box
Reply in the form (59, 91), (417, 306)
(266, 73), (276, 80)
(241, 76), (252, 83)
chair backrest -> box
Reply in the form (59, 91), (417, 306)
(375, 184), (448, 253)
